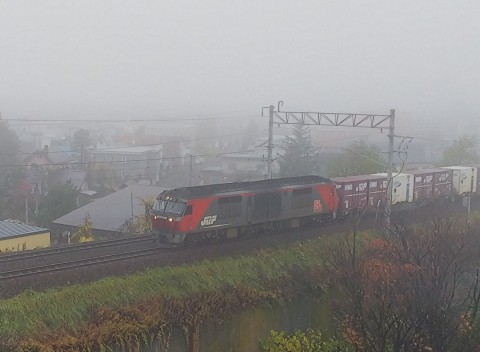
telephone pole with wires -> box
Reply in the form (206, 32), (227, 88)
(385, 109), (395, 233)
(188, 154), (194, 186)
(262, 102), (396, 234)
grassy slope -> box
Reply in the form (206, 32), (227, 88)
(0, 229), (377, 349)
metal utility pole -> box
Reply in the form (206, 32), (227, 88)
(385, 109), (395, 233)
(25, 195), (29, 224)
(189, 154), (194, 186)
(262, 103), (395, 234)
(267, 105), (274, 179)
(262, 102), (281, 180)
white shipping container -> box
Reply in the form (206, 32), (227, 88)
(373, 173), (414, 204)
(440, 166), (477, 195)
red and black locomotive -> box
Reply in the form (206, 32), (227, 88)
(150, 176), (339, 244)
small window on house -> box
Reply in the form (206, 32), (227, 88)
(344, 184), (353, 191)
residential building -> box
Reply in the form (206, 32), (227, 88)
(50, 184), (165, 243)
(90, 145), (163, 182)
(0, 220), (50, 252)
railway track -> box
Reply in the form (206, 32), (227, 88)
(0, 199), (474, 299)
(0, 235), (153, 260)
(0, 246), (169, 280)
(0, 235), (165, 272)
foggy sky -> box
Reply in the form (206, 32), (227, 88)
(1, 0), (479, 129)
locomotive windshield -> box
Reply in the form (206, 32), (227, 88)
(153, 199), (186, 215)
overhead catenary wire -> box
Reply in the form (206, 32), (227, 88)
(1, 112), (261, 126)
(0, 149), (261, 169)
(0, 129), (269, 156)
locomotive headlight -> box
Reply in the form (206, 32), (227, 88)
(168, 217), (173, 222)
(154, 215), (158, 220)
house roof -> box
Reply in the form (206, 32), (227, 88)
(52, 184), (166, 232)
(91, 145), (162, 155)
(0, 221), (49, 239)
(22, 150), (74, 165)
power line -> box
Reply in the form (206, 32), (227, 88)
(0, 129), (268, 156)
(2, 113), (261, 126)
(0, 149), (260, 169)
(263, 102), (395, 235)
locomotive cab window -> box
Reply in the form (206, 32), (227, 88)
(153, 199), (167, 212)
(184, 205), (193, 216)
(218, 196), (242, 219)
(165, 201), (186, 215)
(153, 199), (186, 215)
(292, 188), (312, 209)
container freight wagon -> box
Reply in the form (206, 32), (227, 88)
(407, 168), (453, 201)
(373, 173), (414, 204)
(332, 175), (368, 214)
(332, 174), (387, 215)
(366, 175), (388, 208)
(440, 166), (477, 195)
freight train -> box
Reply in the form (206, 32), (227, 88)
(150, 166), (478, 244)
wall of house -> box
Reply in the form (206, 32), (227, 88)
(0, 231), (51, 252)
(92, 151), (162, 180)
(51, 223), (128, 245)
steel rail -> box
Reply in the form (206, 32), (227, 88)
(0, 247), (166, 280)
(0, 235), (154, 263)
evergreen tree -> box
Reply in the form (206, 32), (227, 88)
(72, 128), (93, 150)
(277, 124), (317, 177)
(72, 128), (94, 169)
(0, 118), (20, 189)
(36, 180), (78, 227)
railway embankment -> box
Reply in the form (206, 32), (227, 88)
(0, 229), (376, 352)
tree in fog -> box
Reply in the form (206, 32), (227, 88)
(36, 180), (78, 227)
(72, 128), (93, 150)
(440, 136), (478, 166)
(326, 141), (384, 177)
(277, 124), (318, 177)
(70, 213), (94, 243)
(72, 128), (94, 168)
(328, 218), (480, 351)
(0, 119), (20, 187)
(123, 195), (155, 235)
(0, 119), (23, 220)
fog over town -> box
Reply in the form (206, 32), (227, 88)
(3, 1), (480, 351)
(1, 0), (479, 207)
(1, 0), (479, 131)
